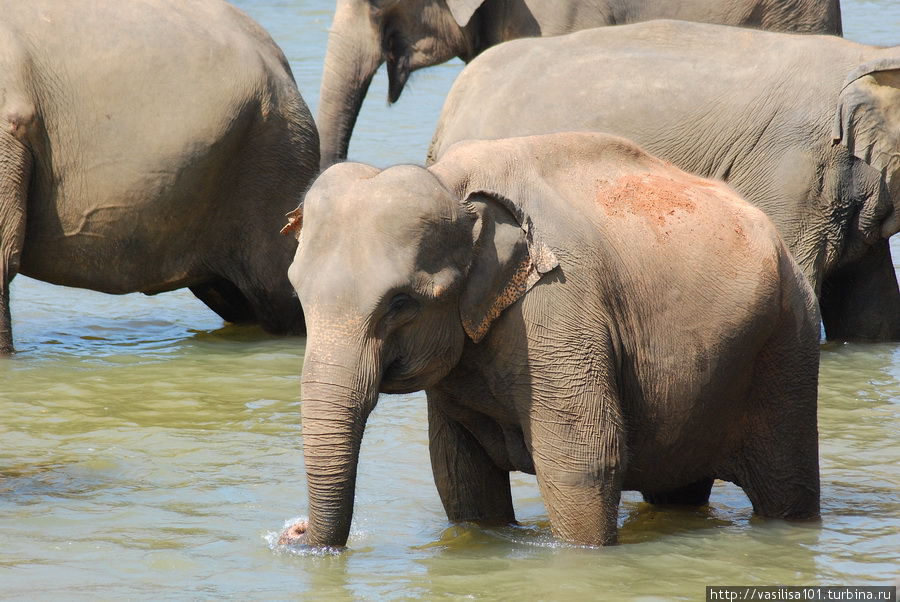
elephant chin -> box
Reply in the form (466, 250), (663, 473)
(278, 519), (309, 546)
(380, 378), (426, 395)
(381, 366), (446, 394)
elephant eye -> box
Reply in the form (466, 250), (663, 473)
(384, 293), (420, 324)
(388, 293), (415, 314)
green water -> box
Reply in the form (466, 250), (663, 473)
(2, 1), (898, 599)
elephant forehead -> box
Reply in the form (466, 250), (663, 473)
(306, 167), (456, 232)
(363, 167), (458, 221)
(295, 226), (419, 301)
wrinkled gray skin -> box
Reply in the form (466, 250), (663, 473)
(282, 132), (821, 548)
(430, 21), (900, 342)
(0, 0), (319, 353)
(318, 0), (842, 170)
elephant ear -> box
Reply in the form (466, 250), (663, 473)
(457, 190), (558, 342)
(433, 132), (660, 342)
(446, 0), (486, 27)
(832, 58), (900, 238)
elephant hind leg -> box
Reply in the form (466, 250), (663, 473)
(641, 477), (714, 506)
(0, 131), (32, 355)
(190, 277), (256, 325)
(729, 327), (820, 520)
(730, 445), (820, 520)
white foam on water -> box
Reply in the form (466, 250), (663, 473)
(264, 516), (369, 556)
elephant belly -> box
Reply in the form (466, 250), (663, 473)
(21, 233), (206, 295)
(20, 183), (213, 295)
(18, 123), (235, 294)
(621, 450), (720, 493)
(618, 391), (750, 493)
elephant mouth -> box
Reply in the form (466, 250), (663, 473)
(381, 364), (421, 394)
(380, 379), (423, 394)
(381, 358), (431, 394)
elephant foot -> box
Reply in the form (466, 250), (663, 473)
(278, 519), (309, 545)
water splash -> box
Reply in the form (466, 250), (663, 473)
(263, 517), (351, 557)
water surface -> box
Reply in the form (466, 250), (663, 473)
(2, 1), (898, 599)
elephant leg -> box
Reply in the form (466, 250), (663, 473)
(190, 277), (256, 325)
(732, 438), (819, 520)
(820, 239), (900, 341)
(530, 378), (625, 546)
(729, 317), (820, 520)
(427, 391), (515, 526)
(641, 477), (715, 506)
(0, 132), (31, 355)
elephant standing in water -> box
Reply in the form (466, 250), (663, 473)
(280, 132), (820, 548)
(317, 0), (842, 169)
(0, 0), (319, 353)
(429, 21), (900, 341)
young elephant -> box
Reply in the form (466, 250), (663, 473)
(428, 20), (900, 342)
(282, 132), (821, 548)
(0, 0), (319, 353)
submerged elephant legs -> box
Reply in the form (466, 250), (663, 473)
(190, 278), (257, 325)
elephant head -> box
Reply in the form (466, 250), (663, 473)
(823, 56), (900, 340)
(284, 146), (558, 547)
(317, 0), (487, 169)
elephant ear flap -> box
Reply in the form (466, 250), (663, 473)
(832, 60), (900, 170)
(832, 60), (900, 238)
(446, 0), (486, 27)
(458, 191), (559, 343)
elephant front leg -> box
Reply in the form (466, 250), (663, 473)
(530, 387), (626, 546)
(0, 131), (31, 355)
(820, 239), (900, 341)
(427, 392), (515, 526)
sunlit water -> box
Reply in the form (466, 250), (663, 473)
(2, 1), (898, 599)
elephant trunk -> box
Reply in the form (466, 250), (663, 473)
(299, 340), (381, 547)
(317, 1), (384, 170)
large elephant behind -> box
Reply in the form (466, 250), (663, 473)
(0, 0), (319, 353)
(317, 0), (842, 169)
(281, 132), (821, 548)
(429, 20), (900, 342)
